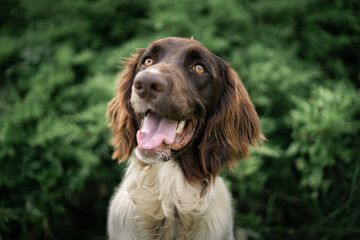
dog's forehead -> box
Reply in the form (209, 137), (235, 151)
(149, 37), (212, 57)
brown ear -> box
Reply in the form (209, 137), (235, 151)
(107, 49), (144, 162)
(199, 62), (265, 177)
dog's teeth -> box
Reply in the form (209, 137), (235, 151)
(176, 121), (186, 133)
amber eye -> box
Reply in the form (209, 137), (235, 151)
(194, 64), (205, 74)
(143, 58), (154, 67)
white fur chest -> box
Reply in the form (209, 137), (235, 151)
(107, 156), (234, 240)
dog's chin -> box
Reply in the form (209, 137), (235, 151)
(134, 147), (172, 165)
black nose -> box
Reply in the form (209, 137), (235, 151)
(133, 71), (168, 100)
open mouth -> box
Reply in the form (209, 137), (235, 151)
(136, 111), (198, 155)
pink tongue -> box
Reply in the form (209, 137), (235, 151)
(137, 112), (178, 150)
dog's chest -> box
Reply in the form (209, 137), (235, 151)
(126, 160), (210, 239)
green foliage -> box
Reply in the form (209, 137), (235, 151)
(1, 0), (359, 239)
(0, 41), (120, 239)
(289, 83), (360, 196)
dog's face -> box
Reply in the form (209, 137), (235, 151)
(108, 37), (264, 181)
(130, 38), (224, 163)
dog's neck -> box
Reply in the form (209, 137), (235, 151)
(175, 147), (211, 185)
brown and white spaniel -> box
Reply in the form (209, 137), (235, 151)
(107, 37), (264, 240)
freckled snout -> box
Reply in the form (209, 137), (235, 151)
(133, 71), (168, 100)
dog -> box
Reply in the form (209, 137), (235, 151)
(107, 37), (264, 240)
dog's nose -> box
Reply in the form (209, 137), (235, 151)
(133, 71), (168, 100)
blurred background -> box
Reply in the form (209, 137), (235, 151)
(1, 0), (359, 239)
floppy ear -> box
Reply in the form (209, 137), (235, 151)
(199, 61), (265, 177)
(107, 49), (144, 162)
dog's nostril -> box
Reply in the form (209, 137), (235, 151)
(151, 82), (165, 93)
(134, 81), (144, 91)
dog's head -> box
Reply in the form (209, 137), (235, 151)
(107, 37), (264, 182)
